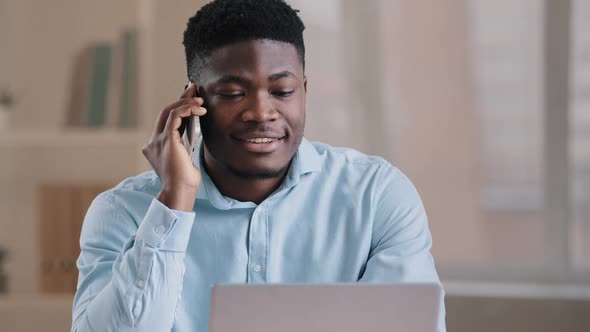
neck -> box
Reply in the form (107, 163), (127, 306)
(202, 146), (289, 205)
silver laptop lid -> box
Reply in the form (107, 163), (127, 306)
(209, 283), (442, 332)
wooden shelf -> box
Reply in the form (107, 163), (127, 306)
(0, 295), (73, 332)
(0, 294), (74, 305)
(0, 128), (147, 148)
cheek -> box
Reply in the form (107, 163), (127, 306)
(283, 103), (305, 129)
(199, 108), (225, 140)
(202, 103), (233, 126)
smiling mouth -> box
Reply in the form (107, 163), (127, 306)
(241, 137), (284, 144)
(233, 136), (285, 153)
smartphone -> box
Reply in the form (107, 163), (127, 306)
(186, 114), (201, 160)
(183, 81), (202, 160)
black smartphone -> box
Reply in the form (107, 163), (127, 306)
(183, 81), (202, 160)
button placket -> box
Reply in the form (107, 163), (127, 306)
(248, 206), (268, 282)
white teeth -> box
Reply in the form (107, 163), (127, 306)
(246, 137), (277, 143)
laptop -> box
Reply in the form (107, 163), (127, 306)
(209, 283), (442, 332)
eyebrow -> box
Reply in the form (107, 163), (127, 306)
(214, 75), (251, 85)
(213, 71), (297, 85)
(268, 70), (297, 81)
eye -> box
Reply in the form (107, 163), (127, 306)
(272, 90), (294, 98)
(217, 92), (245, 100)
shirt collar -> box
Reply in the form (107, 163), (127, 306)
(193, 137), (322, 209)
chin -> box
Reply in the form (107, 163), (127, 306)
(225, 154), (292, 179)
(226, 163), (288, 180)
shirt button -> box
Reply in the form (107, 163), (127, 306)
(154, 225), (166, 234)
(137, 280), (145, 288)
(253, 264), (262, 272)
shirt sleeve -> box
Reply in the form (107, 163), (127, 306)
(71, 193), (195, 332)
(358, 165), (446, 332)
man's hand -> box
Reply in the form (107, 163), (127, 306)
(142, 83), (207, 211)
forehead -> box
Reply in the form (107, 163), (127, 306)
(200, 39), (302, 82)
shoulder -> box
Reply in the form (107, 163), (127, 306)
(101, 170), (161, 203)
(87, 170), (162, 226)
(311, 141), (391, 167)
(309, 140), (403, 182)
(308, 140), (421, 206)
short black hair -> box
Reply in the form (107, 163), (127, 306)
(183, 0), (306, 83)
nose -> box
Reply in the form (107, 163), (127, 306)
(240, 91), (279, 123)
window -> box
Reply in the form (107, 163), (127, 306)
(288, 0), (589, 284)
(468, 0), (546, 269)
(570, 0), (590, 272)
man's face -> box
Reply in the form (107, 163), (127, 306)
(196, 39), (307, 179)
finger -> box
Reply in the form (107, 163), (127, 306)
(154, 83), (194, 135)
(151, 83), (197, 137)
(179, 117), (188, 137)
(153, 96), (205, 136)
(163, 104), (207, 135)
(179, 82), (197, 99)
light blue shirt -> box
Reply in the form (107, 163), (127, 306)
(72, 138), (446, 331)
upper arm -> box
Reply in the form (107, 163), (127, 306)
(360, 165), (439, 283)
(359, 165), (446, 331)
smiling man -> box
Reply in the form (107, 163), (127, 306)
(195, 37), (307, 203)
(71, 0), (446, 331)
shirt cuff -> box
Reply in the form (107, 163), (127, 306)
(135, 198), (196, 252)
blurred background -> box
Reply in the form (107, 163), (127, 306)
(0, 0), (589, 331)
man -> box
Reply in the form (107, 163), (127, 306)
(72, 0), (446, 331)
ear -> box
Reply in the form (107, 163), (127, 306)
(303, 76), (307, 94)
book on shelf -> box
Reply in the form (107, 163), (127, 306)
(66, 47), (93, 127)
(38, 182), (114, 294)
(66, 30), (138, 130)
(106, 39), (123, 128)
(118, 30), (139, 128)
(86, 44), (112, 127)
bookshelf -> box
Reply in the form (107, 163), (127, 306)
(2, 0), (142, 300)
(0, 0), (209, 298)
(0, 129), (146, 148)
(0, 0), (207, 330)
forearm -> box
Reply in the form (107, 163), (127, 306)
(73, 197), (195, 332)
(73, 242), (186, 331)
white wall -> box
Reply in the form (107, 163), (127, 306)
(0, 0), (139, 130)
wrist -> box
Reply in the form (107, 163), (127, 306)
(157, 185), (198, 212)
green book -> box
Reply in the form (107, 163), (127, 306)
(118, 31), (137, 128)
(66, 47), (93, 127)
(86, 44), (112, 127)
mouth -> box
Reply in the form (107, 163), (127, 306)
(233, 136), (285, 153)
